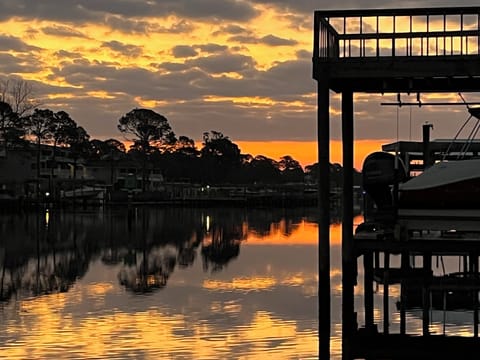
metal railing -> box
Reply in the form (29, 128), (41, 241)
(314, 7), (480, 59)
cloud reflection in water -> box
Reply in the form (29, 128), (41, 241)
(0, 207), (318, 359)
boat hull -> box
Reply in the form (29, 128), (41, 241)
(399, 177), (480, 209)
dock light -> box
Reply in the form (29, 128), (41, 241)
(45, 192), (50, 197)
(206, 215), (211, 232)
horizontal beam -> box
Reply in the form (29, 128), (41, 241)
(380, 102), (480, 106)
(315, 7), (480, 18)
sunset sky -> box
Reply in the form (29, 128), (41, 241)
(1, 0), (479, 169)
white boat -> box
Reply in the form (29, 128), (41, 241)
(62, 186), (104, 199)
(399, 158), (480, 209)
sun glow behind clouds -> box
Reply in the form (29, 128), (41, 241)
(236, 139), (388, 169)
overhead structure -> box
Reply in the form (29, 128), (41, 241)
(312, 6), (480, 359)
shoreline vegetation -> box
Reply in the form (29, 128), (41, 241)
(1, 183), (348, 210)
(0, 79), (362, 208)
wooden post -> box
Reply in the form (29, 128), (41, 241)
(342, 89), (355, 358)
(364, 251), (375, 331)
(383, 251), (390, 334)
(318, 79), (331, 360)
(471, 252), (479, 337)
(400, 251), (409, 335)
(423, 252), (432, 336)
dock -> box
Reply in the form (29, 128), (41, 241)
(312, 6), (480, 359)
(354, 211), (480, 359)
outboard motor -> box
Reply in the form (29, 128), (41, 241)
(362, 151), (407, 222)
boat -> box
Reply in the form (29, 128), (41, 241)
(61, 185), (105, 202)
(363, 103), (480, 214)
(398, 104), (480, 210)
(398, 158), (480, 209)
(361, 151), (407, 224)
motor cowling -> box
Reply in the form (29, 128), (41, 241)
(362, 151), (407, 214)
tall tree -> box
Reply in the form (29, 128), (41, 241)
(0, 78), (38, 155)
(66, 125), (90, 181)
(175, 135), (198, 157)
(249, 155), (281, 184)
(48, 111), (77, 182)
(0, 101), (24, 154)
(201, 131), (241, 183)
(0, 78), (39, 117)
(24, 109), (55, 191)
(118, 108), (176, 191)
(278, 155), (304, 183)
(89, 138), (126, 185)
(89, 138), (126, 160)
(154, 136), (200, 181)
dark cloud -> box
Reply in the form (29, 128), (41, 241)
(4, 0), (474, 145)
(104, 16), (151, 34)
(42, 25), (87, 38)
(260, 35), (297, 46)
(0, 0), (258, 23)
(296, 49), (311, 59)
(166, 20), (196, 34)
(166, 0), (258, 22)
(105, 16), (194, 35)
(196, 44), (228, 54)
(228, 35), (259, 44)
(185, 53), (256, 74)
(49, 59), (209, 101)
(0, 53), (43, 74)
(213, 24), (249, 36)
(249, 0), (480, 14)
(0, 0), (102, 23)
(172, 45), (198, 58)
(54, 50), (83, 59)
(37, 50), (319, 141)
(164, 98), (317, 142)
(0, 53), (29, 73)
(0, 0), (478, 25)
(0, 34), (41, 52)
(151, 62), (190, 72)
(227, 34), (296, 46)
(249, 0), (317, 14)
(101, 40), (143, 58)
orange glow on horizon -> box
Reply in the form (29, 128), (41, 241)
(116, 139), (388, 170)
(237, 139), (389, 169)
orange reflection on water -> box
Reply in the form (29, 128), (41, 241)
(1, 289), (318, 359)
(245, 215), (363, 246)
(204, 276), (277, 292)
(86, 282), (114, 296)
(245, 219), (319, 245)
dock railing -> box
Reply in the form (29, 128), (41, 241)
(314, 7), (480, 60)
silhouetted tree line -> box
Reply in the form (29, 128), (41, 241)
(0, 78), (357, 186)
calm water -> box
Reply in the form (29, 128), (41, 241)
(1, 206), (473, 359)
(0, 207), (319, 359)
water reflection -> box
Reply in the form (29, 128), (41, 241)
(0, 206), (319, 359)
(0, 207), (322, 300)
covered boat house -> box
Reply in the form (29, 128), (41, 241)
(313, 6), (480, 359)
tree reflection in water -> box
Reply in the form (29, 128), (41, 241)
(0, 208), (90, 302)
(118, 245), (177, 293)
(0, 206), (336, 300)
(201, 211), (245, 273)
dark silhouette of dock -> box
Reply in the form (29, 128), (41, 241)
(313, 6), (480, 359)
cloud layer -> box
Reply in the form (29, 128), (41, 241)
(1, 0), (479, 149)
